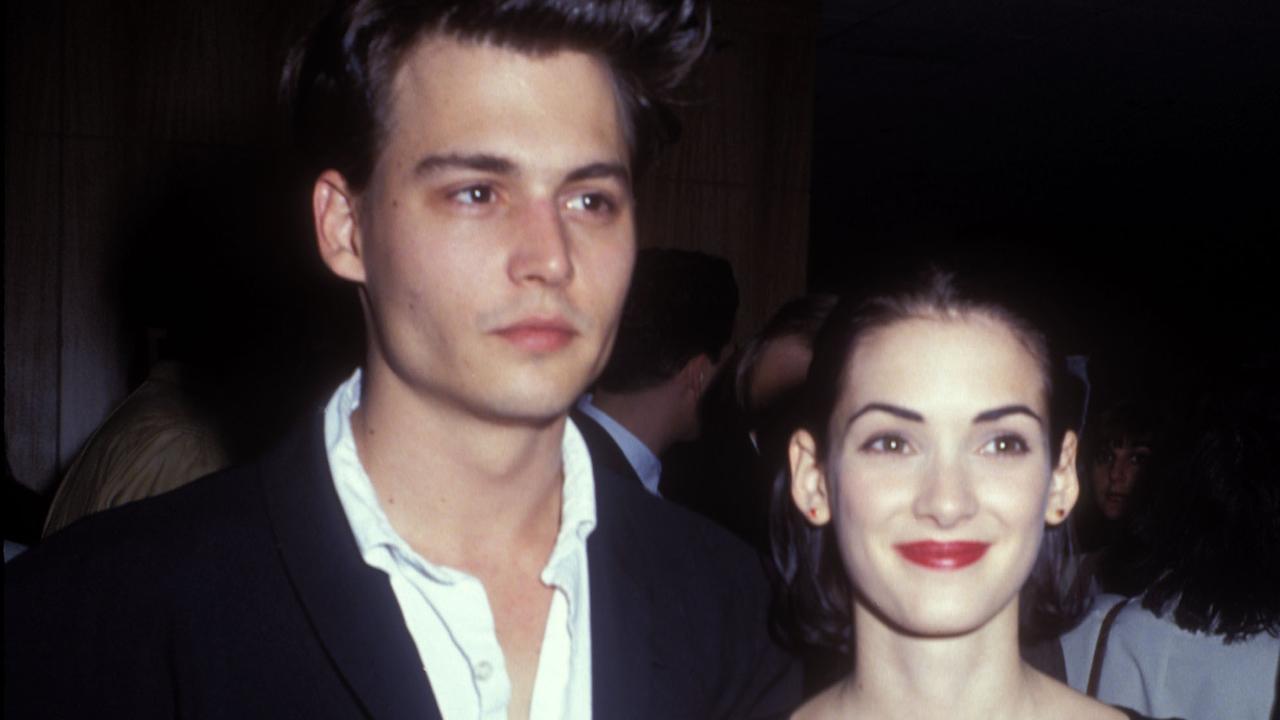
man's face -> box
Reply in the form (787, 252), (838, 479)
(328, 35), (635, 425)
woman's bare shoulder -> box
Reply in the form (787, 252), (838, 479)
(1031, 668), (1129, 720)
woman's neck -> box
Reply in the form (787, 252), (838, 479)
(841, 601), (1043, 720)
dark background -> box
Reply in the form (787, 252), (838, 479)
(6, 0), (1279, 494)
(810, 0), (1280, 376)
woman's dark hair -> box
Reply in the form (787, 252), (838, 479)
(1119, 373), (1280, 642)
(769, 267), (1086, 651)
(281, 0), (710, 192)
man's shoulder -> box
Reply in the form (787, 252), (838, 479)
(9, 457), (273, 596)
(589, 462), (801, 718)
(594, 462), (770, 599)
(8, 415), (328, 600)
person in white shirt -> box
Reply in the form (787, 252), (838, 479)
(4, 2), (798, 718)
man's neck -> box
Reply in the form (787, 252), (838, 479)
(589, 385), (681, 457)
(352, 367), (567, 570)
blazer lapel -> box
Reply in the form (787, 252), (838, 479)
(588, 462), (657, 720)
(260, 417), (442, 720)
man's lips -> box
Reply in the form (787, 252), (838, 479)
(893, 541), (990, 570)
(493, 318), (578, 352)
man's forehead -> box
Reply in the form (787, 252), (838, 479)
(380, 33), (629, 172)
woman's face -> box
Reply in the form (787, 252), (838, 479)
(1090, 437), (1151, 521)
(790, 315), (1078, 637)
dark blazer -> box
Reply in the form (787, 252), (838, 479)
(6, 413), (798, 719)
(569, 406), (643, 489)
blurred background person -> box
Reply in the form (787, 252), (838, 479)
(573, 248), (738, 497)
(1060, 366), (1280, 719)
(664, 293), (835, 553)
(1070, 394), (1162, 596)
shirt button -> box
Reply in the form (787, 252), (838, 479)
(475, 660), (493, 681)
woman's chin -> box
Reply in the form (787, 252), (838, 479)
(862, 593), (1011, 640)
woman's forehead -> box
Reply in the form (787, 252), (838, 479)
(841, 315), (1049, 418)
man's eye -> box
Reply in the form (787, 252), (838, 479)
(981, 434), (1029, 456)
(451, 186), (495, 205)
(861, 434), (912, 454)
(564, 192), (616, 214)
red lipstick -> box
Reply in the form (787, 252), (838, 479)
(893, 541), (990, 570)
(494, 318), (577, 352)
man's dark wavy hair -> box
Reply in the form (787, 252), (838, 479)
(281, 0), (711, 191)
(768, 266), (1087, 652)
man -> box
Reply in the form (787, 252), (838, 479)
(573, 248), (738, 497)
(5, 1), (797, 719)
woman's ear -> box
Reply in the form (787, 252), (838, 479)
(790, 429), (832, 526)
(1046, 429), (1081, 526)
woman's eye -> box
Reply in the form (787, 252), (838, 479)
(451, 185), (495, 205)
(861, 434), (912, 454)
(981, 434), (1029, 456)
(564, 191), (616, 214)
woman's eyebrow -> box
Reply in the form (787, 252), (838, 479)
(972, 405), (1043, 425)
(845, 402), (925, 430)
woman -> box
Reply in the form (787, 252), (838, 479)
(1060, 373), (1280, 719)
(1069, 396), (1161, 596)
(770, 269), (1171, 719)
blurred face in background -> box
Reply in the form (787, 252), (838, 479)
(1090, 436), (1151, 521)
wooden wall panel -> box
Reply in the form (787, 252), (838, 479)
(637, 0), (817, 341)
(57, 138), (153, 471)
(5, 132), (64, 492)
(62, 1), (324, 145)
(6, 2), (64, 491)
(637, 180), (810, 349)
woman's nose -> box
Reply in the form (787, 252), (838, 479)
(912, 455), (979, 529)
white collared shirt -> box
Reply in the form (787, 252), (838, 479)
(326, 370), (596, 720)
(574, 395), (662, 497)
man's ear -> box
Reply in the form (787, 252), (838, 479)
(313, 169), (366, 283)
(681, 353), (714, 398)
(789, 429), (831, 526)
(1046, 429), (1081, 526)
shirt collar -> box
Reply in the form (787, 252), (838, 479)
(575, 395), (663, 496)
(325, 369), (597, 582)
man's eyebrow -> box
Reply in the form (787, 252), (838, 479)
(972, 405), (1044, 425)
(565, 162), (632, 189)
(413, 153), (517, 177)
(845, 402), (925, 430)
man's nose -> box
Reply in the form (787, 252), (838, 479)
(508, 198), (574, 287)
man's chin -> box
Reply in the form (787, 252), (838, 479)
(473, 391), (581, 430)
